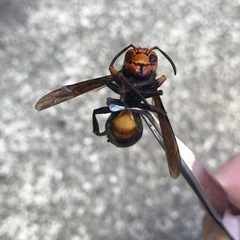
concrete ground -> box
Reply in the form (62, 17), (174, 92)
(0, 0), (240, 239)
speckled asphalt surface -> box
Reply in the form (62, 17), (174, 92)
(0, 0), (240, 239)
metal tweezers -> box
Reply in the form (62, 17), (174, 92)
(109, 103), (240, 240)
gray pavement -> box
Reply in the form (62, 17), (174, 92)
(0, 0), (240, 239)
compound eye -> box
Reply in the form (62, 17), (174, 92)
(149, 52), (158, 65)
(125, 50), (135, 63)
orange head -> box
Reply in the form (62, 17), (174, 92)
(123, 48), (158, 77)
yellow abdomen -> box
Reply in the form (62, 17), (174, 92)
(106, 110), (143, 147)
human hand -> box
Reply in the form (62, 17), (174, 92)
(202, 154), (240, 240)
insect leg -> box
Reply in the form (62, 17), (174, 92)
(156, 75), (167, 87)
(139, 89), (163, 99)
(139, 103), (167, 116)
(104, 81), (120, 94)
(92, 106), (112, 136)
